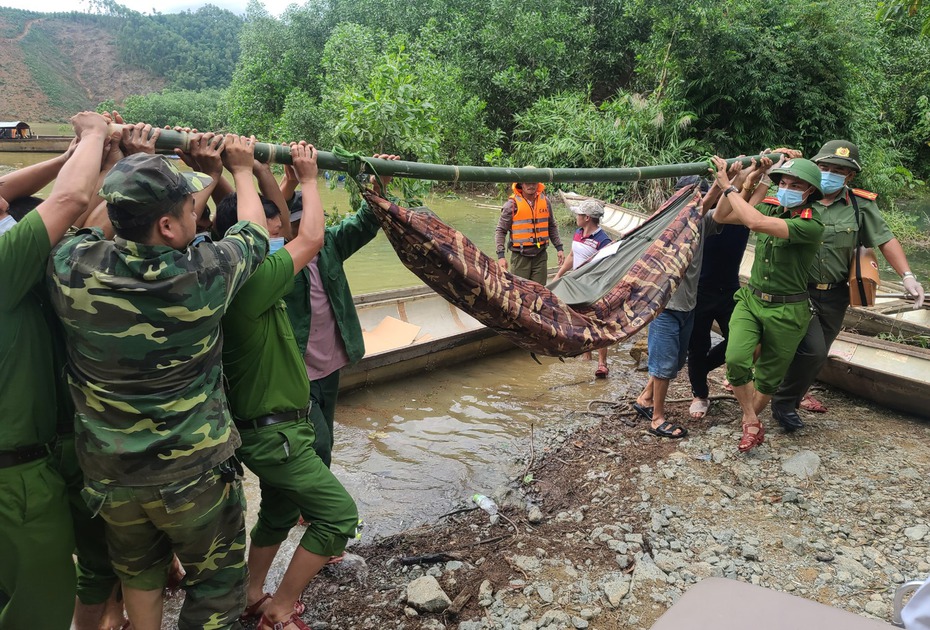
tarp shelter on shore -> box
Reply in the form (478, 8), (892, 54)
(0, 122), (32, 139)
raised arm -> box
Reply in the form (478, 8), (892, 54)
(0, 139), (74, 201)
(282, 143), (324, 273)
(254, 159), (292, 239)
(222, 134), (265, 229)
(710, 156), (790, 239)
(35, 112), (108, 245)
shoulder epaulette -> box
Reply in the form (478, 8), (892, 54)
(791, 208), (814, 220)
(851, 188), (878, 201)
(762, 196), (780, 206)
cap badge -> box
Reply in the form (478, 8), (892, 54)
(835, 147), (850, 157)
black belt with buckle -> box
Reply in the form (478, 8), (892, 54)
(234, 404), (312, 431)
(748, 285), (809, 304)
(0, 442), (51, 469)
(808, 282), (847, 291)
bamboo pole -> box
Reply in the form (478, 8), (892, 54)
(109, 124), (784, 184)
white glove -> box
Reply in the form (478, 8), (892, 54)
(903, 275), (925, 309)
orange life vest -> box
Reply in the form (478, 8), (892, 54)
(509, 183), (550, 249)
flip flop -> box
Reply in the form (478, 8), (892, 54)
(632, 402), (653, 421)
(594, 364), (609, 378)
(799, 394), (827, 413)
(648, 421), (689, 439)
(689, 398), (710, 419)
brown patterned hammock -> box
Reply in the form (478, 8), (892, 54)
(362, 185), (703, 357)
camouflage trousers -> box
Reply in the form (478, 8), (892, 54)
(83, 460), (248, 630)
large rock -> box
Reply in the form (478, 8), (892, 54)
(601, 576), (631, 607)
(406, 575), (452, 613)
(904, 524), (929, 541)
(782, 451), (821, 478)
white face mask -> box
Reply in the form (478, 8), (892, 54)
(0, 215), (16, 236)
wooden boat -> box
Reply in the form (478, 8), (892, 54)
(842, 279), (930, 341)
(820, 332), (930, 419)
(0, 136), (73, 152)
(560, 191), (648, 236)
(339, 285), (517, 392)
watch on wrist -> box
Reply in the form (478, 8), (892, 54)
(903, 271), (916, 279)
(723, 185), (739, 197)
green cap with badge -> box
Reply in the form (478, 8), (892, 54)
(101, 153), (213, 229)
(811, 139), (862, 172)
(768, 158), (824, 202)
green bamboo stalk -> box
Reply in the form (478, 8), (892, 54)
(110, 124), (783, 184)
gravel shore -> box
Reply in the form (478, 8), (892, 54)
(294, 375), (930, 629)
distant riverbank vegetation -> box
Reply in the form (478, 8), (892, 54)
(84, 0), (930, 224)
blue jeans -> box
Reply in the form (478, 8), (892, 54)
(647, 309), (695, 379)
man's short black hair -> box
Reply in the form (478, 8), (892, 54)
(214, 193), (280, 238)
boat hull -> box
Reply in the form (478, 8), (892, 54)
(0, 137), (72, 152)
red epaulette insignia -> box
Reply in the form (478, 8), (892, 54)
(851, 188), (878, 200)
(762, 196), (780, 205)
(793, 208), (814, 220)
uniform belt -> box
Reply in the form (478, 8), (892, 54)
(234, 405), (311, 431)
(808, 282), (847, 291)
(0, 442), (52, 469)
(748, 286), (809, 304)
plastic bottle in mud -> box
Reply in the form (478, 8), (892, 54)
(472, 494), (499, 524)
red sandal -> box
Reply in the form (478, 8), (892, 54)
(258, 611), (311, 630)
(738, 423), (765, 453)
(242, 595), (306, 622)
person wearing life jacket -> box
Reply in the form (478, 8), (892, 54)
(495, 174), (564, 285)
(709, 155), (825, 453)
(769, 140), (925, 431)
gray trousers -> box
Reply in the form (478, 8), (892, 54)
(771, 285), (849, 411)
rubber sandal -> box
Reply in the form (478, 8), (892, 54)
(738, 423), (765, 453)
(258, 611), (311, 630)
(632, 402), (653, 421)
(799, 394), (827, 413)
(647, 421), (688, 439)
(326, 553), (345, 565)
(594, 364), (609, 378)
(689, 398), (710, 419)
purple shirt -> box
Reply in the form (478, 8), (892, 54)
(304, 256), (350, 380)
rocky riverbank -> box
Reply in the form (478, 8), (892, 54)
(294, 376), (930, 629)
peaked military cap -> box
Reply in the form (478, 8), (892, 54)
(812, 139), (862, 172)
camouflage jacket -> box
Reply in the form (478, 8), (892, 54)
(46, 221), (268, 486)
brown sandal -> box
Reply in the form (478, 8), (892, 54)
(258, 611), (311, 630)
(241, 593), (273, 621)
(738, 423), (765, 453)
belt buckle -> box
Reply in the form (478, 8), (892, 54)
(760, 291), (773, 302)
(815, 283), (829, 290)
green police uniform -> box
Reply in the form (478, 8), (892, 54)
(222, 247), (359, 556)
(0, 211), (76, 630)
(725, 200), (825, 395)
(284, 201), (381, 467)
(772, 142), (894, 416)
(46, 154), (268, 630)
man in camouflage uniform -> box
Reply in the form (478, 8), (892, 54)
(47, 135), (269, 630)
(770, 140), (926, 431)
(709, 156), (825, 453)
(0, 111), (107, 630)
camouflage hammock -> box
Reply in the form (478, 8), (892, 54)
(362, 185), (702, 357)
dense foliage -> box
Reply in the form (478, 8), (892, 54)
(94, 0), (930, 210)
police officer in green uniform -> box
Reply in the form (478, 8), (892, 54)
(0, 111), (108, 630)
(218, 142), (359, 630)
(47, 135), (268, 630)
(771, 140), (926, 431)
(709, 156), (825, 453)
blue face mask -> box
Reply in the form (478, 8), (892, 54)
(269, 237), (285, 254)
(776, 187), (807, 209)
(820, 171), (847, 194)
(0, 214), (16, 236)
